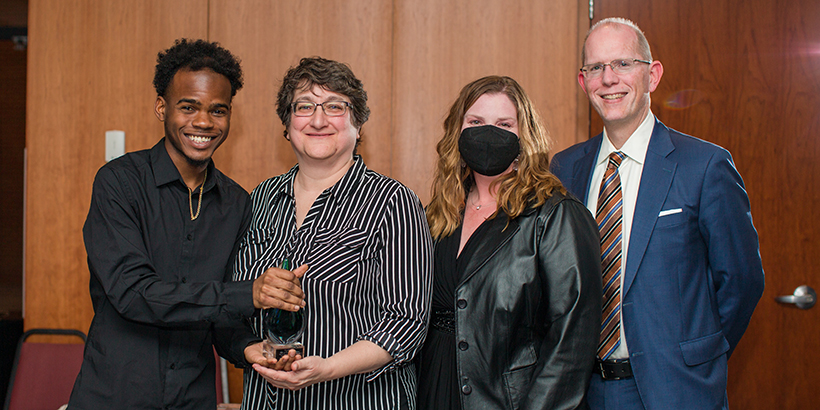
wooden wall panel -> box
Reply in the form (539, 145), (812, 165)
(208, 0), (394, 191)
(25, 0), (209, 333)
(26, 0), (585, 403)
(392, 0), (589, 203)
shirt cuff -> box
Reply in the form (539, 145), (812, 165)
(223, 280), (257, 317)
(358, 332), (402, 381)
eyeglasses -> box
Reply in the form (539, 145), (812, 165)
(580, 59), (651, 78)
(291, 101), (351, 117)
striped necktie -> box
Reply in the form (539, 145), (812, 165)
(596, 151), (626, 360)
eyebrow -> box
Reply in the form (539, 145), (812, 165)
(465, 114), (517, 122)
(176, 98), (200, 105)
(293, 96), (348, 102)
(176, 98), (230, 110)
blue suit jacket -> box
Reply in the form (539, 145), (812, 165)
(550, 118), (764, 410)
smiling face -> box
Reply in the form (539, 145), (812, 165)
(462, 92), (520, 135)
(578, 24), (663, 139)
(287, 85), (359, 167)
(155, 68), (232, 173)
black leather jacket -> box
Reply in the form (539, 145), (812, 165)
(454, 192), (601, 410)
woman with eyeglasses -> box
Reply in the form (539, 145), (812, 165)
(416, 76), (601, 410)
(232, 57), (433, 409)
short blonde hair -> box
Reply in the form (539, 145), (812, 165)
(582, 17), (653, 64)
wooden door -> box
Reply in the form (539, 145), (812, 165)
(588, 0), (820, 408)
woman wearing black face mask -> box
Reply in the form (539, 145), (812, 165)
(416, 76), (601, 410)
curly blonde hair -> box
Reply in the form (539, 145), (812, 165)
(427, 76), (565, 240)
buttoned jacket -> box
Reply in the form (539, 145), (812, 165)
(550, 119), (765, 410)
(454, 192), (601, 410)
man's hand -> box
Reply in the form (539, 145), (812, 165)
(252, 264), (308, 311)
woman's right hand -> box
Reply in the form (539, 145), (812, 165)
(252, 356), (329, 390)
(244, 342), (303, 371)
(252, 264), (308, 311)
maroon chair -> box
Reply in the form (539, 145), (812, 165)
(3, 328), (86, 410)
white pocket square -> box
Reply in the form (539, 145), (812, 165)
(658, 208), (682, 217)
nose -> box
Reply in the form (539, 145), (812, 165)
(192, 110), (214, 129)
(600, 64), (620, 85)
(309, 107), (329, 128)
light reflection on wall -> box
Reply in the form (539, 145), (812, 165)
(663, 89), (705, 110)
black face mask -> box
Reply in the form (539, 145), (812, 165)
(458, 125), (520, 176)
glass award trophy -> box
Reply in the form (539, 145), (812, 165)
(262, 259), (305, 359)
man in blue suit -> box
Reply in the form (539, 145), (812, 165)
(550, 17), (764, 410)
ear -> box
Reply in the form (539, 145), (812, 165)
(154, 96), (166, 121)
(577, 72), (588, 93)
(648, 60), (664, 93)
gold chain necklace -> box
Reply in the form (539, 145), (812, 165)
(188, 168), (206, 220)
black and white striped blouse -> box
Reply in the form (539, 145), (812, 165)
(233, 156), (433, 410)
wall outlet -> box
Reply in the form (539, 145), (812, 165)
(105, 130), (125, 162)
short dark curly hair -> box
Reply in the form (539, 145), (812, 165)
(153, 38), (243, 98)
(276, 57), (370, 135)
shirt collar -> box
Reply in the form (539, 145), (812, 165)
(150, 138), (217, 191)
(328, 155), (366, 201)
(598, 110), (656, 166)
(272, 155), (366, 203)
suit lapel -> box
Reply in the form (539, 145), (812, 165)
(623, 120), (676, 297)
(459, 216), (520, 285)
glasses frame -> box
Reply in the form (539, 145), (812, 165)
(579, 59), (652, 78)
(291, 101), (352, 117)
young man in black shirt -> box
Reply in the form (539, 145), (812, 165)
(68, 39), (302, 409)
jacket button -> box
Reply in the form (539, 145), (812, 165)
(181, 277), (187, 283)
(458, 341), (468, 350)
(461, 384), (472, 395)
(456, 299), (467, 309)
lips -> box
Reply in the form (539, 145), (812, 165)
(305, 132), (333, 138)
(602, 93), (627, 100)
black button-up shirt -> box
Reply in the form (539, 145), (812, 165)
(69, 140), (257, 409)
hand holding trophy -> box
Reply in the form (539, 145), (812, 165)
(262, 259), (306, 359)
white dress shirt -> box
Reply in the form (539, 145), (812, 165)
(585, 110), (656, 360)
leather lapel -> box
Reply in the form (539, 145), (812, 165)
(459, 216), (520, 285)
(623, 120), (676, 297)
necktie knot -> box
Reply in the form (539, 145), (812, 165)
(608, 151), (626, 170)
